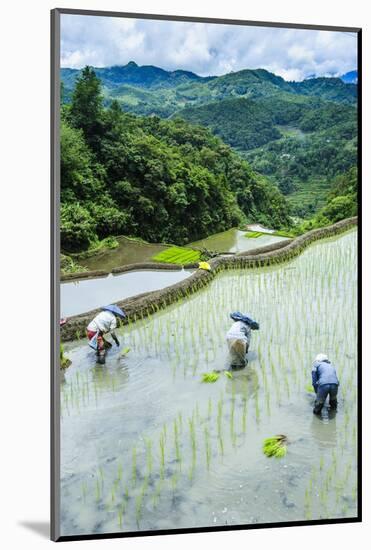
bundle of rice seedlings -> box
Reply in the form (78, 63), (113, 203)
(201, 371), (220, 383)
(224, 371), (233, 379)
(263, 435), (288, 458)
(120, 347), (131, 356)
(305, 383), (315, 393)
(60, 344), (71, 369)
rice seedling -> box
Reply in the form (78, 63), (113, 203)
(95, 479), (101, 502)
(145, 438), (153, 476)
(135, 493), (143, 525)
(263, 435), (288, 458)
(207, 398), (212, 420)
(241, 397), (248, 433)
(171, 470), (179, 494)
(121, 347), (130, 356)
(254, 393), (261, 424)
(177, 411), (183, 432)
(204, 426), (212, 470)
(117, 461), (123, 482)
(98, 466), (104, 487)
(152, 479), (163, 509)
(217, 395), (224, 439)
(173, 420), (181, 468)
(132, 446), (137, 485)
(159, 433), (165, 479)
(117, 502), (125, 529)
(81, 481), (87, 503)
(188, 416), (197, 481)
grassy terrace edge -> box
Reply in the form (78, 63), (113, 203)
(60, 216), (357, 343)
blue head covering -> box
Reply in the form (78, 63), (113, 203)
(230, 311), (259, 330)
(102, 305), (126, 318)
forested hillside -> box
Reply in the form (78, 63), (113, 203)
(61, 67), (290, 253)
(294, 166), (357, 233)
(177, 93), (357, 216)
(61, 63), (358, 220)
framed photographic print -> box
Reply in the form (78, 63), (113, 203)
(51, 8), (361, 541)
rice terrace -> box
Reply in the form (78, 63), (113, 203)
(56, 10), (359, 540)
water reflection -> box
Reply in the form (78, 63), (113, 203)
(61, 269), (193, 317)
(310, 412), (338, 449)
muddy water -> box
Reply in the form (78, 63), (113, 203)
(78, 237), (169, 272)
(188, 228), (287, 253)
(60, 229), (357, 536)
(61, 269), (193, 317)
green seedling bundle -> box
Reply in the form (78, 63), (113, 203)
(263, 435), (288, 458)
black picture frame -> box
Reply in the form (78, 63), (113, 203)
(51, 8), (362, 542)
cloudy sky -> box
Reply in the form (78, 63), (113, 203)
(61, 14), (357, 81)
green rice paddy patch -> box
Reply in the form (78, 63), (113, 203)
(152, 246), (201, 265)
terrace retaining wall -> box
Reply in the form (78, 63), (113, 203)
(61, 216), (357, 343)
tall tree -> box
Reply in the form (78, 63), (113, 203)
(70, 66), (104, 152)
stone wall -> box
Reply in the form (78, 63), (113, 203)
(61, 217), (357, 342)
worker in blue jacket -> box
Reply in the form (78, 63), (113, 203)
(312, 353), (340, 415)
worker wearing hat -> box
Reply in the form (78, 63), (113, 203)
(311, 353), (340, 415)
(87, 305), (126, 362)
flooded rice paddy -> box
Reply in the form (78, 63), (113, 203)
(188, 228), (287, 254)
(60, 229), (357, 536)
(78, 237), (168, 272)
(75, 230), (287, 274)
(61, 269), (193, 317)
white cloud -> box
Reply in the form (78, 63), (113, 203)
(60, 14), (357, 81)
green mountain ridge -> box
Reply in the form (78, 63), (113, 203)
(61, 64), (357, 223)
(61, 63), (357, 115)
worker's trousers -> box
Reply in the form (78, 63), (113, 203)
(227, 338), (248, 368)
(313, 383), (338, 414)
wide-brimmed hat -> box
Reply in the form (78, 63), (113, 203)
(102, 304), (126, 318)
(315, 353), (328, 362)
(230, 311), (259, 330)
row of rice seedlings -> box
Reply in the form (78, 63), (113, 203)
(66, 232), (358, 532)
(303, 424), (358, 521)
(61, 366), (125, 416)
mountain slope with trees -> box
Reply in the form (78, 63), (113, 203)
(61, 63), (357, 115)
(61, 63), (357, 228)
(60, 67), (291, 253)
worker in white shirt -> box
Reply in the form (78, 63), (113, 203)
(226, 311), (259, 368)
(86, 304), (126, 363)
